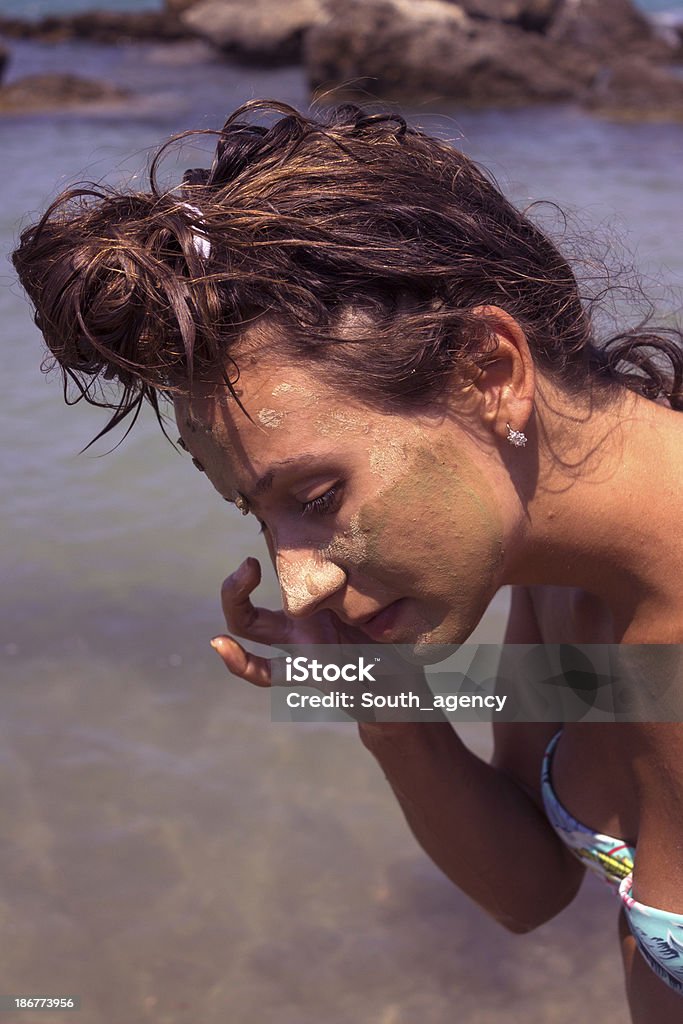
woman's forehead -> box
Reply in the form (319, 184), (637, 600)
(175, 361), (348, 439)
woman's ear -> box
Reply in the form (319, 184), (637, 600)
(466, 305), (536, 445)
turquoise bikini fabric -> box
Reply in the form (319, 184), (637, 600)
(541, 730), (683, 995)
(619, 875), (683, 993)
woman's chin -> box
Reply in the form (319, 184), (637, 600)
(388, 611), (483, 663)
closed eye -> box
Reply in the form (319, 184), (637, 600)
(301, 485), (341, 518)
(255, 483), (343, 533)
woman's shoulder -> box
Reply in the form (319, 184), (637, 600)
(525, 583), (683, 644)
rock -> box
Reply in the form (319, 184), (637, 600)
(0, 74), (130, 114)
(546, 0), (671, 61)
(306, 0), (595, 105)
(180, 0), (324, 65)
(457, 0), (561, 32)
(0, 11), (190, 44)
(585, 55), (683, 122)
(306, 0), (683, 114)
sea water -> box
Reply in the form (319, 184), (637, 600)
(1, 7), (682, 1023)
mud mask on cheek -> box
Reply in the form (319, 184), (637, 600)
(356, 440), (504, 605)
(322, 513), (369, 566)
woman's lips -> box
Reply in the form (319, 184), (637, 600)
(358, 599), (406, 641)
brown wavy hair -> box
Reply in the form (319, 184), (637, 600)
(12, 99), (683, 450)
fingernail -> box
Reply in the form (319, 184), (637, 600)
(210, 637), (224, 652)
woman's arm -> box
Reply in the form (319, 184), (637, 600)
(358, 585), (586, 933)
(358, 718), (585, 932)
(213, 568), (587, 934)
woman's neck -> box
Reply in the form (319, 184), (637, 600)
(509, 387), (683, 640)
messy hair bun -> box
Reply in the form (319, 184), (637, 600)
(12, 99), (683, 449)
(12, 184), (233, 445)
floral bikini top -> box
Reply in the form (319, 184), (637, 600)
(541, 729), (683, 995)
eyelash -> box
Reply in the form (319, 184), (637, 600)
(256, 485), (342, 535)
(301, 485), (340, 518)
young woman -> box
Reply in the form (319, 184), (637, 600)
(12, 100), (683, 1021)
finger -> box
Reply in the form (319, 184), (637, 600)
(210, 635), (272, 687)
(221, 557), (290, 644)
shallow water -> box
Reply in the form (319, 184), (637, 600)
(2, 13), (682, 1023)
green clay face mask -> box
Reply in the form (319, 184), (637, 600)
(352, 435), (505, 650)
(268, 403), (506, 650)
(175, 361), (508, 653)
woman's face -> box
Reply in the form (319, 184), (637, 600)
(175, 352), (517, 652)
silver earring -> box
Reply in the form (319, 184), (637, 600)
(506, 423), (527, 448)
(234, 494), (250, 516)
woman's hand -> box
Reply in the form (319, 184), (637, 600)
(210, 556), (379, 687)
(210, 556), (437, 723)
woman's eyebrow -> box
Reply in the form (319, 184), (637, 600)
(249, 454), (325, 500)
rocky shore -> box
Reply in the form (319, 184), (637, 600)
(0, 10), (190, 45)
(0, 72), (130, 114)
(180, 0), (324, 65)
(0, 9), (190, 115)
(0, 0), (682, 120)
(306, 0), (683, 119)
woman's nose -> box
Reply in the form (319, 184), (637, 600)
(275, 551), (347, 618)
